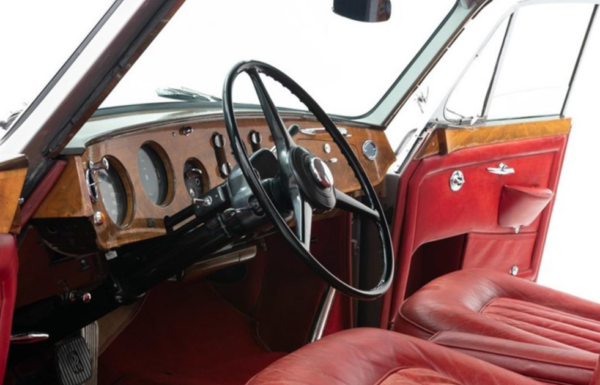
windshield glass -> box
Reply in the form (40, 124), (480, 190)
(0, 1), (114, 136)
(100, 0), (457, 119)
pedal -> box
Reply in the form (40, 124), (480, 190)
(81, 322), (99, 385)
(55, 336), (92, 385)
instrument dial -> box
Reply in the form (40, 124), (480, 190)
(98, 164), (128, 226)
(138, 144), (169, 205)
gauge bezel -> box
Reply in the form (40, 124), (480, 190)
(362, 140), (379, 161)
(138, 142), (175, 207)
(183, 158), (210, 199)
(97, 156), (135, 228)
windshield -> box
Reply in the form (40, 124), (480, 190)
(0, 1), (114, 137)
(100, 0), (458, 120)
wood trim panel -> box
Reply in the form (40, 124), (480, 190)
(416, 118), (572, 159)
(40, 117), (394, 250)
(0, 155), (28, 234)
(34, 156), (94, 219)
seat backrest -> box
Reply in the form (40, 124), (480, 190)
(0, 234), (19, 381)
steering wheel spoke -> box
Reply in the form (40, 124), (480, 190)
(248, 69), (295, 158)
(334, 189), (380, 222)
(291, 187), (313, 250)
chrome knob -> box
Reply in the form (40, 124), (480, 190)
(449, 170), (465, 192)
(89, 157), (109, 173)
(193, 196), (213, 207)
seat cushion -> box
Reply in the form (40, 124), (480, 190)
(394, 269), (600, 384)
(247, 328), (542, 385)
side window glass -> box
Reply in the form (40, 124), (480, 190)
(444, 17), (509, 123)
(488, 3), (594, 120)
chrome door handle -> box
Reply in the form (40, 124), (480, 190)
(487, 163), (515, 175)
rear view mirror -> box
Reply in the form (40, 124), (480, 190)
(333, 0), (392, 23)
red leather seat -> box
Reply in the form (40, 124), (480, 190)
(247, 328), (545, 385)
(394, 269), (600, 384)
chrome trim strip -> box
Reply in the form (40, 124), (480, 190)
(10, 333), (49, 345)
(300, 127), (350, 137)
(308, 286), (336, 343)
(481, 12), (516, 118)
(561, 5), (598, 116)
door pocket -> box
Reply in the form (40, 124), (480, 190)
(498, 186), (553, 229)
(462, 232), (537, 275)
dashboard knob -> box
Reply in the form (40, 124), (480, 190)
(89, 157), (109, 173)
(212, 133), (226, 148)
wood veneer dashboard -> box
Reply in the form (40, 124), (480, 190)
(34, 114), (395, 251)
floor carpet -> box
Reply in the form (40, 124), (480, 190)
(98, 280), (286, 385)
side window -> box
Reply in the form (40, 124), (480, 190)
(444, 18), (509, 123)
(488, 3), (594, 121)
(444, 3), (594, 124)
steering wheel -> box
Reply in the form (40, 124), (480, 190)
(222, 61), (393, 300)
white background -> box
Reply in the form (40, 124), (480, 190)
(0, 1), (599, 302)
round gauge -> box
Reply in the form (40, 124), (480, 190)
(98, 165), (128, 226)
(362, 140), (379, 161)
(137, 144), (169, 205)
(184, 159), (208, 199)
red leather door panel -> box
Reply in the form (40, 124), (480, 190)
(382, 119), (570, 328)
(0, 154), (27, 381)
(0, 235), (18, 381)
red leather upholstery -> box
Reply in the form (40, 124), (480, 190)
(0, 235), (19, 381)
(247, 328), (542, 385)
(498, 186), (553, 229)
(430, 332), (597, 385)
(394, 269), (600, 384)
(383, 134), (568, 326)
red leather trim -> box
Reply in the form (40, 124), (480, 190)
(20, 160), (67, 224)
(0, 235), (19, 381)
(247, 328), (542, 385)
(378, 368), (462, 385)
(431, 331), (596, 385)
(498, 186), (553, 228)
(396, 269), (600, 349)
(381, 160), (420, 329)
(462, 232), (537, 274)
(387, 134), (568, 324)
(394, 269), (600, 383)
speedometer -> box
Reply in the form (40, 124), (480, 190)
(98, 165), (128, 226)
(138, 144), (169, 205)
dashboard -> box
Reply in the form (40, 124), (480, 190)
(34, 114), (395, 250)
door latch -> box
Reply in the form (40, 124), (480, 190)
(487, 163), (515, 175)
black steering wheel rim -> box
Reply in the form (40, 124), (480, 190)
(222, 60), (394, 300)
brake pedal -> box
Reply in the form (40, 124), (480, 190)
(55, 336), (92, 385)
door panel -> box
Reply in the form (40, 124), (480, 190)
(383, 119), (570, 328)
(0, 155), (28, 380)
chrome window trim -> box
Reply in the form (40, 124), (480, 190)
(386, 0), (600, 184)
(356, 1), (479, 126)
(561, 5), (598, 116)
(434, 0), (599, 127)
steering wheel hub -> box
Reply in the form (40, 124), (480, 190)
(309, 158), (334, 189)
(289, 146), (336, 210)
